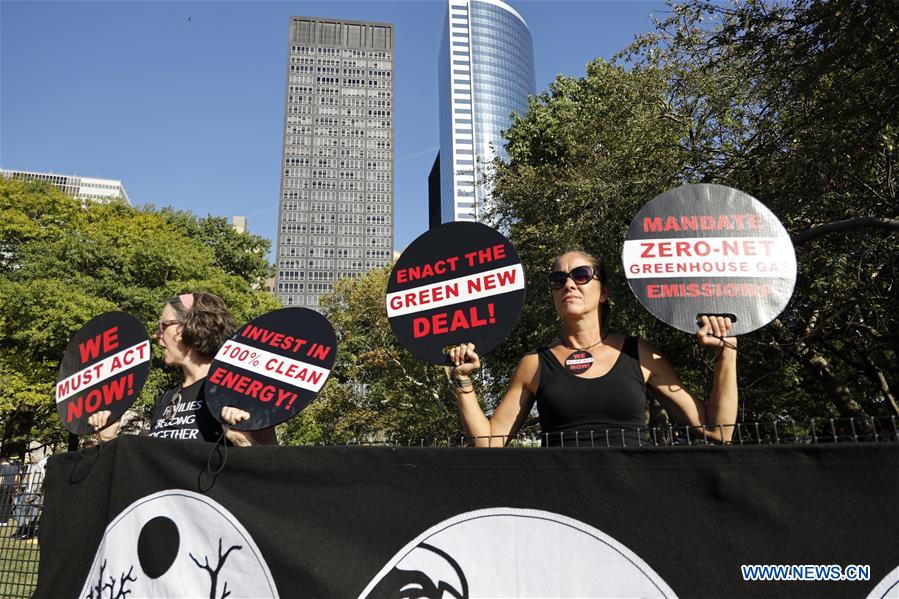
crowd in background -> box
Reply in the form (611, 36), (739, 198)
(0, 451), (48, 541)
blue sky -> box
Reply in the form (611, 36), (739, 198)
(2, 0), (667, 257)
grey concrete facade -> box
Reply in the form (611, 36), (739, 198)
(275, 17), (395, 310)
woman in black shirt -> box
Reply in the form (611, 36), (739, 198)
(89, 292), (277, 446)
(451, 250), (738, 447)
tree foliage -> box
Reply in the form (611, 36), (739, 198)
(0, 179), (279, 453)
(482, 0), (897, 423)
(285, 0), (895, 441)
(279, 266), (461, 445)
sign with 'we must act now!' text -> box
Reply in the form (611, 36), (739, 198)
(56, 311), (151, 435)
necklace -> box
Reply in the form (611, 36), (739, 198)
(560, 332), (607, 351)
(560, 332), (607, 374)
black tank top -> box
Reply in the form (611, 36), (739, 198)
(535, 337), (647, 447)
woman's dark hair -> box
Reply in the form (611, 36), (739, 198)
(553, 249), (611, 330)
(167, 292), (236, 360)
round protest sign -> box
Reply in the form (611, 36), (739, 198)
(387, 221), (526, 365)
(204, 308), (337, 431)
(622, 184), (796, 336)
(55, 312), (151, 435)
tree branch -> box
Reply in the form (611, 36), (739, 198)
(797, 301), (859, 345)
(215, 541), (242, 576)
(770, 319), (869, 419)
(189, 552), (211, 572)
(389, 354), (440, 401)
(114, 567), (136, 599)
(792, 217), (899, 244)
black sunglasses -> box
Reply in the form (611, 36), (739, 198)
(548, 265), (599, 289)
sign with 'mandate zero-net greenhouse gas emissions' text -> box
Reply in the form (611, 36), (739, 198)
(387, 222), (526, 365)
(622, 184), (797, 335)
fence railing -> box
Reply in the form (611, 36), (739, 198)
(0, 466), (43, 598)
(332, 416), (899, 448)
(1, 416), (896, 598)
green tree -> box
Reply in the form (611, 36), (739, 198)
(482, 0), (897, 426)
(278, 266), (461, 445)
(0, 179), (280, 454)
(621, 0), (898, 420)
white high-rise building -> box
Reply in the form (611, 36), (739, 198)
(0, 168), (131, 205)
(435, 0), (535, 224)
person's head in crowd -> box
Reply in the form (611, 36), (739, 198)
(549, 250), (610, 330)
(155, 292), (236, 366)
(90, 291), (277, 445)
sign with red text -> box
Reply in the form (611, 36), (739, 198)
(622, 184), (796, 335)
(205, 308), (337, 430)
(387, 222), (526, 364)
(55, 312), (151, 435)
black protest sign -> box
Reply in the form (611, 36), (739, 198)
(387, 222), (526, 365)
(622, 184), (796, 335)
(56, 312), (151, 435)
(204, 308), (336, 431)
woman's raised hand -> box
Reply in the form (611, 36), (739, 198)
(88, 410), (112, 432)
(220, 406), (252, 425)
(449, 343), (481, 378)
(696, 315), (737, 351)
(88, 410), (120, 442)
(221, 406), (259, 446)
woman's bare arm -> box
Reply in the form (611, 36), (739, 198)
(640, 316), (738, 443)
(451, 343), (538, 447)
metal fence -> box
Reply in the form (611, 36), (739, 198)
(0, 416), (896, 598)
(0, 464), (42, 599)
(337, 416), (899, 448)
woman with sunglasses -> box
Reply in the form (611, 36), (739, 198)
(451, 250), (737, 447)
(89, 292), (277, 446)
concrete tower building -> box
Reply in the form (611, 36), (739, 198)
(435, 0), (535, 224)
(276, 17), (394, 310)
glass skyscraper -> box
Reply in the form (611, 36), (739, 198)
(436, 0), (535, 224)
(276, 17), (394, 310)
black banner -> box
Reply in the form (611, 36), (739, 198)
(38, 438), (898, 598)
